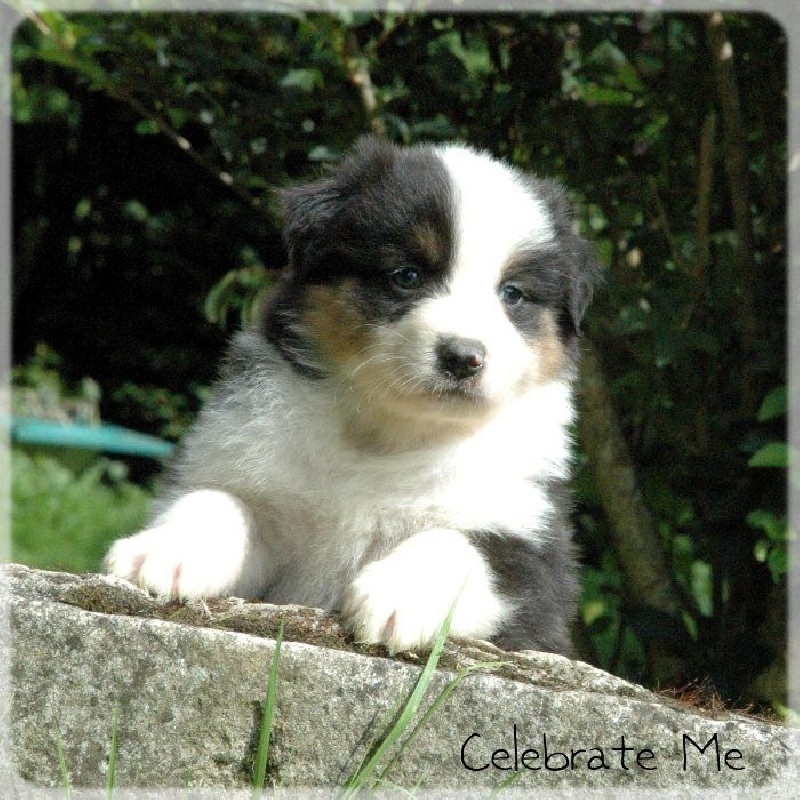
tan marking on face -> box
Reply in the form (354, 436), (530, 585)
(303, 286), (490, 452)
(500, 250), (532, 280)
(302, 283), (371, 368)
(525, 308), (567, 386)
(303, 280), (565, 454)
(411, 224), (447, 267)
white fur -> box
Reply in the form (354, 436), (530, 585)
(437, 144), (554, 268)
(341, 527), (511, 653)
(105, 145), (575, 649)
(434, 144), (555, 401)
(105, 489), (271, 598)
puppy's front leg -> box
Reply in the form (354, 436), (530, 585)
(341, 528), (510, 652)
(105, 489), (273, 599)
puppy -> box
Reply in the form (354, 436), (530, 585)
(105, 137), (599, 655)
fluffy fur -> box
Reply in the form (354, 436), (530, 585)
(105, 137), (600, 655)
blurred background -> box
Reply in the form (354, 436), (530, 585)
(10, 10), (788, 716)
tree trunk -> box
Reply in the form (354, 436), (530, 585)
(705, 12), (758, 413)
(577, 341), (683, 617)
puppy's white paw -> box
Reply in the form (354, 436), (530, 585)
(341, 528), (510, 653)
(105, 526), (232, 598)
(104, 489), (271, 599)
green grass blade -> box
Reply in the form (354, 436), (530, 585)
(106, 700), (120, 799)
(495, 765), (524, 789)
(252, 618), (284, 798)
(341, 702), (395, 791)
(376, 658), (510, 784)
(53, 718), (72, 800)
(343, 601), (456, 794)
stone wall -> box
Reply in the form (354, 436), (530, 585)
(2, 563), (797, 796)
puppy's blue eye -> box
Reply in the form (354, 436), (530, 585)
(499, 284), (524, 305)
(391, 266), (422, 291)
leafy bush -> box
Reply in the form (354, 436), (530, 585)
(12, 448), (151, 573)
(746, 386), (792, 585)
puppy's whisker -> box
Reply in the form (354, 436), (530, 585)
(350, 352), (402, 379)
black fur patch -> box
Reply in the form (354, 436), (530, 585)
(524, 177), (602, 337)
(469, 481), (579, 655)
(262, 137), (455, 373)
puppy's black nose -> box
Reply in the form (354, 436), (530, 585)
(436, 337), (486, 380)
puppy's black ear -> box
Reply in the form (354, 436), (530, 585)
(278, 136), (397, 275)
(566, 233), (602, 334)
(278, 177), (341, 275)
(530, 177), (602, 334)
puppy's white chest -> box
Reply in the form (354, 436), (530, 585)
(317, 437), (550, 548)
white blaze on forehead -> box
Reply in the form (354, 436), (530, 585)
(403, 145), (554, 376)
(435, 144), (554, 292)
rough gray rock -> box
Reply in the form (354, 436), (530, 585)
(1, 563), (797, 796)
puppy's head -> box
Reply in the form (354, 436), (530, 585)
(264, 137), (599, 426)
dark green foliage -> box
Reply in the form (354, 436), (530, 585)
(12, 10), (787, 711)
